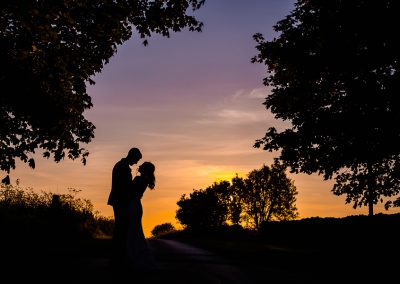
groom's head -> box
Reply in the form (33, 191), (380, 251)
(127, 147), (142, 166)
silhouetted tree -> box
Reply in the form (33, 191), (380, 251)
(176, 164), (298, 231)
(227, 174), (246, 225)
(0, 0), (204, 173)
(151, 222), (176, 238)
(208, 180), (231, 220)
(242, 161), (298, 229)
(252, 0), (400, 216)
(176, 183), (228, 231)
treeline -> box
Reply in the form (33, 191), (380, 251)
(0, 180), (113, 243)
(175, 161), (299, 232)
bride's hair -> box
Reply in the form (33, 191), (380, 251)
(139, 161), (156, 189)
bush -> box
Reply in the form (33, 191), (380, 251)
(151, 222), (176, 238)
(0, 181), (113, 243)
(258, 213), (400, 247)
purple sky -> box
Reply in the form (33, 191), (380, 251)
(11, 0), (399, 236)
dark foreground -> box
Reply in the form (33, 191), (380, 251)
(1, 214), (399, 284)
(1, 237), (249, 284)
(166, 214), (400, 283)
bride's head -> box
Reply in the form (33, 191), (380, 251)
(138, 161), (156, 189)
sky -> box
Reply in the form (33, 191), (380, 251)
(9, 0), (400, 237)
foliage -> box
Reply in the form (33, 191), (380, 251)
(0, 181), (113, 242)
(252, 0), (400, 215)
(176, 181), (229, 231)
(242, 161), (298, 229)
(228, 174), (246, 225)
(259, 213), (400, 249)
(333, 161), (400, 212)
(175, 162), (298, 231)
(0, 0), (205, 173)
(151, 222), (176, 238)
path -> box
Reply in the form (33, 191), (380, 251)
(148, 239), (250, 283)
(73, 239), (251, 284)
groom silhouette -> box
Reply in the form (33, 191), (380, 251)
(108, 147), (142, 270)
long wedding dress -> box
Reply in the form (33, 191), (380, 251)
(126, 175), (157, 271)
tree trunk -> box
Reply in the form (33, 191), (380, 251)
(253, 202), (259, 229)
(368, 198), (374, 216)
(367, 164), (374, 217)
(368, 186), (374, 217)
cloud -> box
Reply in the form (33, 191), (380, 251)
(249, 87), (272, 98)
(232, 86), (272, 100)
(196, 87), (275, 125)
(217, 108), (264, 122)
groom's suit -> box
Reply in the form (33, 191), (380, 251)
(108, 157), (134, 265)
(108, 157), (133, 207)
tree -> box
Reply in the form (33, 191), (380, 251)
(151, 222), (176, 238)
(175, 164), (298, 231)
(228, 174), (246, 225)
(176, 182), (228, 231)
(0, 0), (205, 173)
(252, 0), (400, 216)
(242, 161), (298, 229)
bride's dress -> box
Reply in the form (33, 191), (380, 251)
(126, 175), (157, 271)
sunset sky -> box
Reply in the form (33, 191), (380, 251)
(9, 0), (400, 237)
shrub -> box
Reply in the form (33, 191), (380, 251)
(151, 222), (176, 238)
(0, 181), (113, 243)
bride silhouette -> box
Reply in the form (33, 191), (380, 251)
(126, 161), (157, 271)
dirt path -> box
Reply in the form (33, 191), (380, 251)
(71, 239), (251, 284)
(148, 239), (250, 283)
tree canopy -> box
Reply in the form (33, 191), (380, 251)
(243, 162), (298, 229)
(175, 162), (298, 231)
(252, 0), (400, 215)
(176, 181), (229, 231)
(151, 222), (176, 238)
(0, 0), (204, 173)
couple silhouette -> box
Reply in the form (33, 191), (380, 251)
(107, 147), (157, 275)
